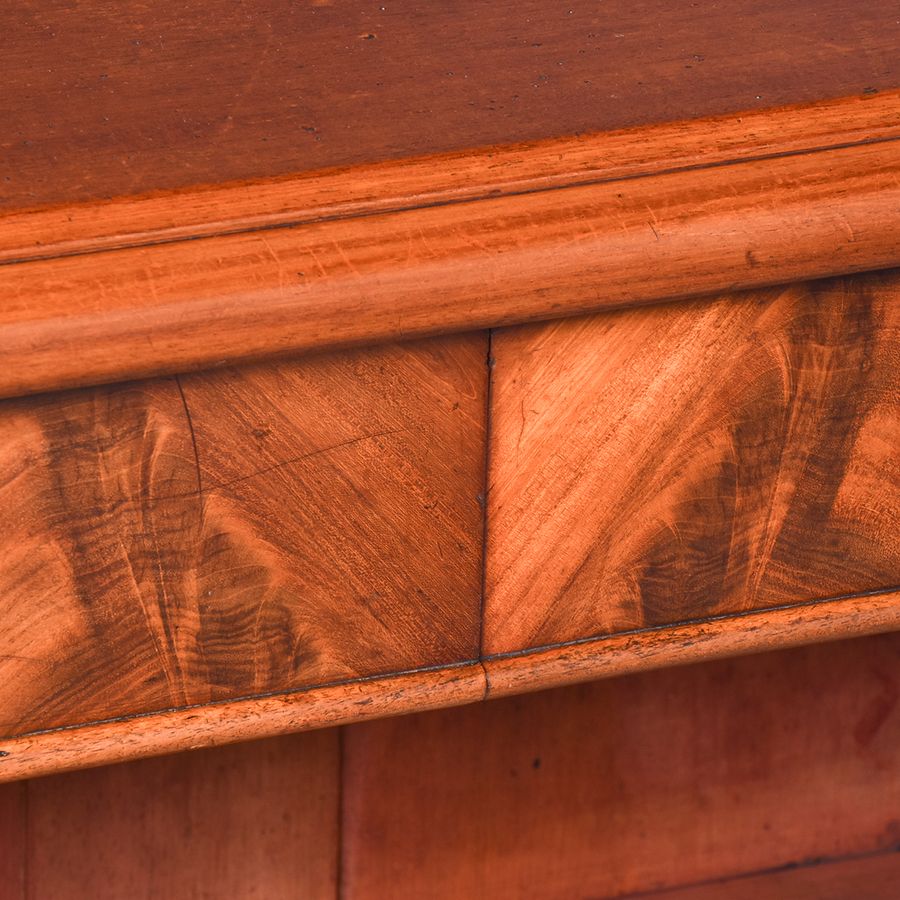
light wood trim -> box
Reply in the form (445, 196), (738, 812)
(3, 590), (899, 781)
(484, 589), (900, 699)
(3, 141), (900, 400)
(3, 91), (898, 265)
(1, 94), (899, 400)
(0, 664), (486, 783)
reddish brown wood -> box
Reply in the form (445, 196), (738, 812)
(6, 590), (900, 784)
(4, 1), (899, 213)
(485, 273), (900, 654)
(0, 333), (486, 742)
(0, 780), (26, 900)
(23, 731), (339, 900)
(3, 91), (898, 266)
(484, 589), (900, 699)
(1, 139), (899, 400)
(342, 632), (900, 899)
(0, 664), (485, 784)
(641, 851), (900, 900)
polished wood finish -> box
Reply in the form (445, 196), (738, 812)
(645, 851), (900, 900)
(485, 589), (900, 699)
(3, 271), (900, 779)
(6, 591), (900, 783)
(178, 338), (485, 681)
(0, 664), (485, 784)
(486, 273), (900, 654)
(3, 6), (900, 894)
(5, 635), (900, 898)
(4, 90), (898, 265)
(342, 633), (900, 899)
(0, 334), (486, 743)
(3, 136), (899, 399)
(0, 731), (339, 900)
(5, 1), (898, 214)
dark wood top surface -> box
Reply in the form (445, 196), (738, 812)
(3, 0), (899, 212)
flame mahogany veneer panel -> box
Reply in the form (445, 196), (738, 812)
(342, 632), (900, 899)
(485, 271), (900, 654)
(0, 332), (486, 737)
(4, 0), (899, 214)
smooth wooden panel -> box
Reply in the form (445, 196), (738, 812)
(4, 0), (899, 213)
(485, 272), (900, 654)
(644, 851), (900, 900)
(342, 632), (900, 899)
(3, 139), (900, 400)
(4, 91), (898, 266)
(24, 730), (338, 900)
(0, 781), (25, 900)
(0, 333), (486, 738)
(0, 379), (202, 734)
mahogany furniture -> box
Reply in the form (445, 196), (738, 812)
(1, 1), (899, 896)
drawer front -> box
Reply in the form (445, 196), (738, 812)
(0, 334), (486, 736)
(485, 272), (900, 654)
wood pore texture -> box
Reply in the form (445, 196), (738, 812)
(4, 1), (899, 213)
(0, 332), (486, 737)
(341, 632), (900, 899)
(485, 270), (900, 653)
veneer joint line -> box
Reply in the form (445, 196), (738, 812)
(174, 374), (204, 501)
(476, 329), (495, 681)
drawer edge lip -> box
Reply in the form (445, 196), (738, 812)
(0, 662), (487, 783)
(4, 588), (899, 781)
(1, 90), (899, 400)
(484, 587), (900, 699)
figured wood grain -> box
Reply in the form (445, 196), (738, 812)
(0, 333), (486, 739)
(8, 731), (339, 900)
(3, 90), (898, 265)
(4, 0), (898, 214)
(342, 632), (900, 899)
(638, 851), (900, 900)
(485, 272), (900, 654)
(2, 138), (900, 399)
